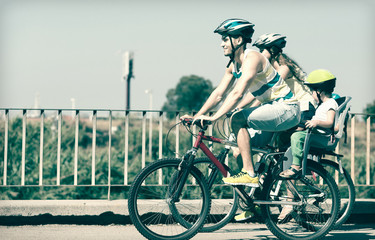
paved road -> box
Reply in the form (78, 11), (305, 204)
(1, 223), (375, 240)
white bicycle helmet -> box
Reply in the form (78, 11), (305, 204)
(253, 33), (286, 50)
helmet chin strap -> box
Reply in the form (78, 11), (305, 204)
(316, 90), (323, 105)
(227, 36), (244, 68)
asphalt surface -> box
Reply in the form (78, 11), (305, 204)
(1, 223), (375, 240)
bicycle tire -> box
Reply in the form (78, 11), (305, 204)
(261, 160), (340, 240)
(193, 157), (239, 232)
(320, 158), (355, 228)
(128, 158), (211, 240)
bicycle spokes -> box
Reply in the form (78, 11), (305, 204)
(261, 162), (340, 240)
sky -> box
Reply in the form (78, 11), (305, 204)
(0, 0), (374, 113)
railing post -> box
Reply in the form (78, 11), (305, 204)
(149, 110), (152, 161)
(350, 115), (355, 185)
(158, 112), (163, 160)
(175, 112), (180, 158)
(21, 109), (27, 186)
(208, 112), (213, 151)
(335, 142), (340, 183)
(108, 111), (112, 200)
(57, 110), (62, 186)
(366, 116), (371, 185)
(142, 111), (146, 169)
(158, 111), (163, 185)
(74, 110), (79, 186)
(192, 112), (197, 148)
(39, 110), (44, 186)
(124, 111), (129, 185)
(191, 112), (197, 185)
(91, 110), (97, 186)
(3, 109), (9, 186)
(224, 116), (229, 166)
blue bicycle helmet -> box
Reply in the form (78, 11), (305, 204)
(214, 18), (255, 43)
(214, 19), (255, 67)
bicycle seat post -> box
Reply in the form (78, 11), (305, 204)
(233, 185), (255, 209)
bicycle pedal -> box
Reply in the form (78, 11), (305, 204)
(275, 175), (302, 180)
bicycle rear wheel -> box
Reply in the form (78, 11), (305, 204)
(193, 157), (239, 232)
(261, 160), (340, 240)
(320, 159), (355, 228)
(128, 158), (211, 240)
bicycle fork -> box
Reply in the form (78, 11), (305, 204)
(169, 150), (197, 203)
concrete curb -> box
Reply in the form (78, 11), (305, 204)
(0, 199), (374, 225)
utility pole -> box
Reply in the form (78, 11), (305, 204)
(122, 51), (134, 110)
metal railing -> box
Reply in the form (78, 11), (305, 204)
(0, 108), (374, 197)
(0, 109), (198, 190)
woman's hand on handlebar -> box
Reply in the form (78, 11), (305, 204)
(226, 108), (242, 118)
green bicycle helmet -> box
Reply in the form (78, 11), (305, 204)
(305, 69), (336, 93)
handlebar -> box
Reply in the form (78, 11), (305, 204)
(181, 118), (212, 129)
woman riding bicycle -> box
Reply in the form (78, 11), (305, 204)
(254, 33), (317, 125)
(234, 33), (317, 151)
(238, 33), (316, 117)
(233, 33), (318, 221)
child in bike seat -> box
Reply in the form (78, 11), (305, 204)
(279, 69), (338, 179)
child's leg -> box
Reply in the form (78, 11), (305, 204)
(290, 130), (308, 168)
(279, 130), (307, 178)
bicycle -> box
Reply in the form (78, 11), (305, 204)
(191, 136), (355, 233)
(128, 118), (340, 240)
(190, 96), (355, 232)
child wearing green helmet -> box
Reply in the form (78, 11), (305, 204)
(281, 69), (338, 177)
(277, 69), (339, 221)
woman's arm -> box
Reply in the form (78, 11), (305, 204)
(235, 92), (256, 110)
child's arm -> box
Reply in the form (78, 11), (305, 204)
(305, 109), (335, 129)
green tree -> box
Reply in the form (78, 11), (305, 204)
(363, 99), (375, 123)
(162, 75), (213, 117)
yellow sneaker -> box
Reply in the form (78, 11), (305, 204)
(234, 205), (261, 221)
(234, 211), (254, 221)
(222, 169), (259, 187)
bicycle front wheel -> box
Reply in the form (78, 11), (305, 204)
(261, 160), (340, 240)
(128, 158), (211, 240)
(193, 157), (239, 232)
(320, 158), (355, 228)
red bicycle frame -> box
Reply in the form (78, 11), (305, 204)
(192, 130), (229, 177)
